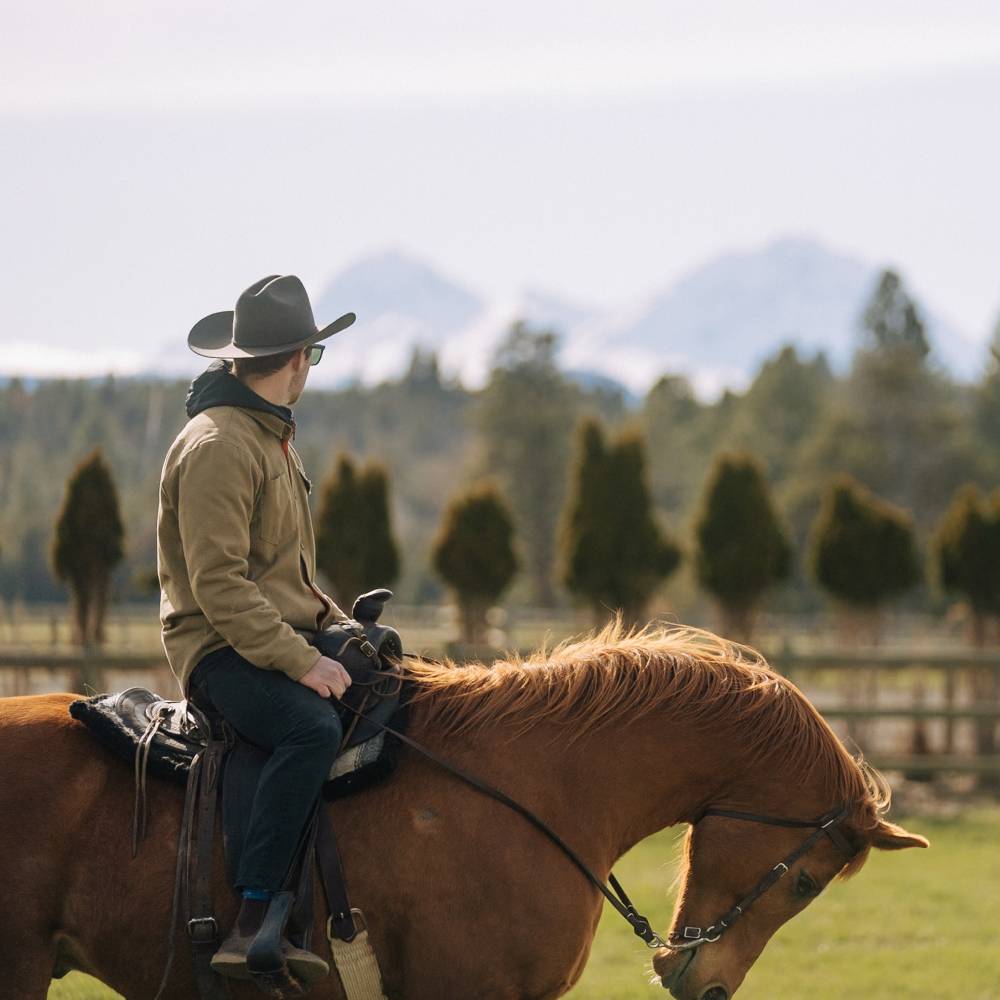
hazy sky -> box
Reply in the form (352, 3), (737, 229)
(2, 1), (999, 375)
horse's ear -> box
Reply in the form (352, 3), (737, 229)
(870, 819), (929, 851)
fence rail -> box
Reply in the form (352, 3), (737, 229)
(0, 653), (167, 670)
(865, 755), (1000, 773)
(820, 705), (1000, 719)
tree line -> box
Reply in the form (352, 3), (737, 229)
(1, 265), (998, 644)
(38, 405), (1000, 649)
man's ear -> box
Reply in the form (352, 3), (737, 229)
(870, 819), (929, 851)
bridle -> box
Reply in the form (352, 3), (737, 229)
(338, 665), (857, 955)
(668, 803), (855, 950)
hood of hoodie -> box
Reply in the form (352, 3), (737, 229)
(185, 360), (295, 433)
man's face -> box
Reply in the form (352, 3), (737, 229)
(287, 349), (310, 405)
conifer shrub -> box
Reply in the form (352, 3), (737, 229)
(560, 416), (680, 624)
(694, 452), (791, 640)
(432, 482), (518, 644)
(810, 473), (921, 612)
(51, 448), (125, 686)
(316, 452), (400, 607)
(932, 483), (1000, 638)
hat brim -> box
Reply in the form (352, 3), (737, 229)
(188, 311), (357, 358)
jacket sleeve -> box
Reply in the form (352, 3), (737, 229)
(176, 437), (322, 682)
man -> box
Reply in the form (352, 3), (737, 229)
(156, 274), (357, 984)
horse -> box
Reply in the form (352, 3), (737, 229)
(0, 619), (927, 1000)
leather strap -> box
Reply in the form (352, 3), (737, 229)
(285, 798), (321, 951)
(186, 736), (230, 1000)
(315, 805), (359, 943)
(668, 804), (853, 948)
(699, 804), (854, 855)
(153, 748), (204, 1000)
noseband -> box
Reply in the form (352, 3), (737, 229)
(667, 803), (854, 951)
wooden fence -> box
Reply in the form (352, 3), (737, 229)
(2, 648), (999, 776)
(771, 649), (1000, 776)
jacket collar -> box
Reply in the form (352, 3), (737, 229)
(244, 409), (295, 441)
(185, 360), (296, 441)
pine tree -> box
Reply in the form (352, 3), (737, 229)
(50, 448), (125, 668)
(794, 269), (974, 534)
(861, 269), (930, 358)
(357, 463), (400, 592)
(694, 452), (791, 640)
(725, 345), (834, 481)
(933, 484), (1000, 644)
(973, 318), (1000, 481)
(315, 452), (400, 607)
(476, 321), (579, 606)
(432, 482), (519, 644)
(560, 416), (680, 624)
(809, 474), (921, 623)
(640, 373), (704, 514)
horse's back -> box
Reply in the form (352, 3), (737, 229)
(0, 692), (115, 809)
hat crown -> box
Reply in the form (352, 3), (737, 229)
(233, 275), (317, 351)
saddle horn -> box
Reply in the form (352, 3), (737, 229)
(351, 588), (393, 624)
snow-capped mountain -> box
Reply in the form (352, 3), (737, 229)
(567, 238), (978, 397)
(311, 238), (976, 397)
(304, 251), (488, 387)
(17, 238), (982, 396)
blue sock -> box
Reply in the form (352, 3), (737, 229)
(242, 888), (273, 901)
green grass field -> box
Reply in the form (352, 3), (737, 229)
(49, 809), (999, 1000)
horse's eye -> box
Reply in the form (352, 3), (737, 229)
(795, 871), (819, 897)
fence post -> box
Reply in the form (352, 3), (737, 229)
(943, 664), (956, 755)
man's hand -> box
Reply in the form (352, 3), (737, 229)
(298, 655), (352, 700)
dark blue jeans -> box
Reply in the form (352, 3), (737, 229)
(189, 645), (342, 892)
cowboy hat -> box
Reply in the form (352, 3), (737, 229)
(188, 274), (356, 358)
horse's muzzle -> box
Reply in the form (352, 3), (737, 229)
(653, 946), (696, 995)
(654, 948), (731, 1000)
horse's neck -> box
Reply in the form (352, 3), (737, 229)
(467, 710), (735, 869)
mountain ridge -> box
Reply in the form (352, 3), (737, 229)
(1, 237), (983, 397)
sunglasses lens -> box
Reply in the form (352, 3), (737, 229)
(307, 345), (323, 366)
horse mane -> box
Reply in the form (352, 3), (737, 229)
(404, 614), (890, 874)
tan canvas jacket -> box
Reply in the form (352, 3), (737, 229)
(157, 400), (349, 695)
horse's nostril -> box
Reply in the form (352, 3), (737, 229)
(700, 988), (729, 1000)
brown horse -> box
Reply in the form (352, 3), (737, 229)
(1, 621), (926, 1000)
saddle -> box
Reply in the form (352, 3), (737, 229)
(69, 588), (407, 1000)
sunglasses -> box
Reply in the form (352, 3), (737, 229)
(304, 344), (325, 366)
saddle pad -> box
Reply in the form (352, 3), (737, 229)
(69, 685), (411, 801)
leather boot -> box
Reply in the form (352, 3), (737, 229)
(211, 892), (330, 987)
